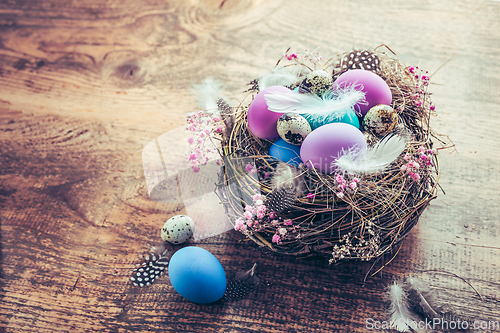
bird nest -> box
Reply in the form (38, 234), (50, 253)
(213, 46), (447, 263)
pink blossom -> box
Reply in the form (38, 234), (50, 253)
(284, 219), (293, 226)
(246, 164), (254, 172)
(252, 194), (262, 201)
(430, 105), (436, 111)
(216, 125), (224, 133)
(409, 66), (415, 73)
(278, 227), (287, 235)
(189, 124), (197, 132)
(418, 146), (426, 154)
(240, 224), (247, 232)
(270, 219), (279, 227)
(197, 138), (203, 143)
(272, 234), (281, 243)
(256, 205), (266, 214)
(212, 116), (221, 122)
(254, 199), (263, 206)
(216, 159), (221, 166)
(234, 218), (245, 230)
(187, 137), (195, 144)
(264, 172), (270, 178)
(247, 220), (253, 228)
(256, 212), (265, 219)
(401, 164), (408, 172)
(269, 212), (277, 219)
(349, 181), (357, 189)
(306, 193), (315, 199)
(285, 53), (298, 60)
(404, 153), (411, 161)
(189, 153), (197, 161)
(192, 165), (200, 173)
(352, 177), (359, 183)
(245, 205), (253, 212)
(410, 172), (420, 181)
(336, 192), (344, 199)
(244, 211), (253, 220)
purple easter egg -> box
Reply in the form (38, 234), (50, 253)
(333, 69), (392, 117)
(247, 86), (289, 140)
(300, 123), (367, 174)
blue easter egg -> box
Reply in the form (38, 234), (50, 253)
(269, 138), (302, 167)
(168, 246), (226, 304)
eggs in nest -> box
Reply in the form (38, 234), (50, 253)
(276, 113), (312, 145)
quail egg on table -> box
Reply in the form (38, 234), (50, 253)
(276, 113), (312, 145)
(362, 104), (398, 137)
(161, 215), (194, 244)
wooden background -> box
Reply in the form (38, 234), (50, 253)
(1, 0), (499, 332)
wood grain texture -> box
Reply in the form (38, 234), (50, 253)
(1, 0), (499, 332)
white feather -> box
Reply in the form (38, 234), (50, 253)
(334, 134), (406, 174)
(258, 67), (298, 90)
(192, 77), (224, 112)
(388, 281), (419, 332)
(271, 162), (303, 196)
(264, 86), (365, 116)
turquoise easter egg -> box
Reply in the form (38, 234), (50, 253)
(269, 138), (302, 167)
(168, 246), (227, 304)
(301, 108), (360, 131)
(290, 87), (360, 130)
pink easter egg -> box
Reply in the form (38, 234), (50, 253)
(333, 69), (392, 117)
(247, 86), (289, 140)
(300, 123), (367, 174)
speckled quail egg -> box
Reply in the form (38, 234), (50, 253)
(299, 70), (333, 96)
(161, 215), (194, 244)
(276, 113), (312, 145)
(362, 104), (398, 137)
(363, 131), (378, 146)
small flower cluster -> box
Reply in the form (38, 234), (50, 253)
(333, 173), (359, 199)
(401, 146), (436, 181)
(271, 218), (294, 245)
(329, 220), (380, 263)
(185, 110), (222, 172)
(284, 49), (325, 70)
(234, 193), (266, 233)
(233, 192), (296, 245)
(407, 66), (435, 111)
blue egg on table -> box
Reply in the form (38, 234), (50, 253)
(168, 246), (227, 304)
(269, 138), (302, 167)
